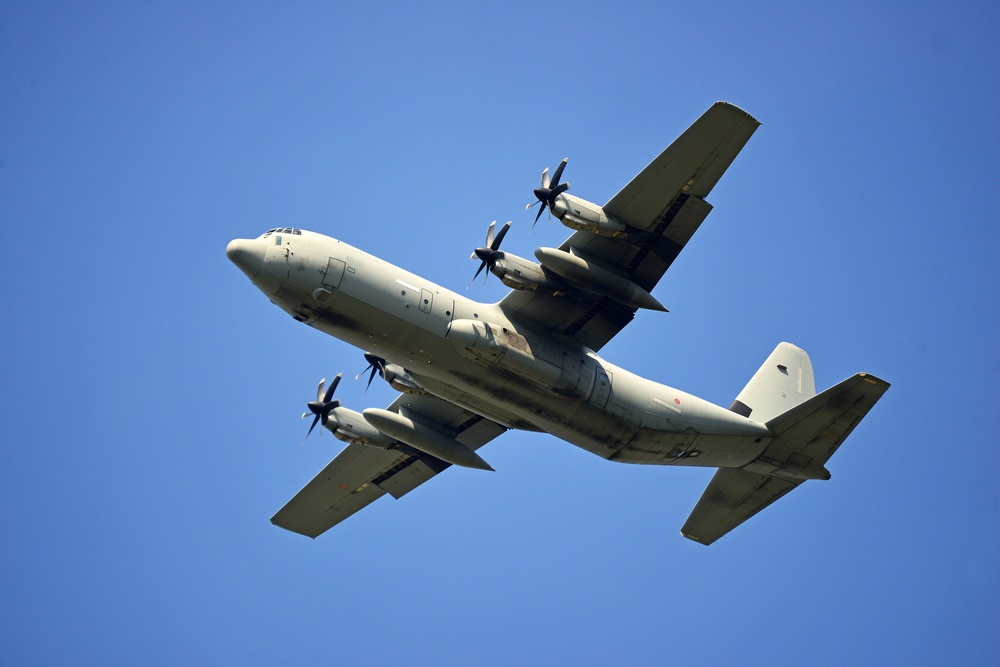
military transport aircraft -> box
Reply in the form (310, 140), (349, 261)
(227, 102), (889, 545)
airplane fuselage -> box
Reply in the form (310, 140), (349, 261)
(229, 227), (773, 469)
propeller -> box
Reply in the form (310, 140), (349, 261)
(302, 373), (342, 440)
(356, 353), (387, 392)
(469, 220), (511, 287)
(526, 158), (569, 228)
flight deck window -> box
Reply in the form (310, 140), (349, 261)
(261, 227), (301, 238)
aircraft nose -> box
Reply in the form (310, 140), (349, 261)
(226, 238), (266, 278)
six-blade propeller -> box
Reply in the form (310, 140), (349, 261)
(470, 220), (511, 287)
(526, 158), (569, 228)
(302, 373), (342, 440)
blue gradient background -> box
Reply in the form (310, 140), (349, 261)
(2, 2), (997, 664)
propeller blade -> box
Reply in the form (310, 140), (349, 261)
(550, 158), (568, 188)
(323, 373), (342, 403)
(491, 221), (511, 250)
(357, 354), (387, 390)
(532, 204), (545, 228)
(485, 220), (496, 248)
(316, 378), (326, 403)
(473, 260), (487, 281)
(306, 414), (321, 438)
(550, 181), (569, 198)
(541, 166), (550, 189)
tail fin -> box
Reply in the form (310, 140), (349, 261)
(729, 342), (816, 423)
(682, 371), (890, 545)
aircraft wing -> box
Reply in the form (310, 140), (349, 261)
(270, 393), (507, 538)
(500, 102), (760, 351)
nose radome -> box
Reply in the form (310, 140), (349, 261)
(226, 239), (265, 278)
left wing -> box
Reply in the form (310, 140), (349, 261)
(500, 102), (760, 351)
(270, 393), (506, 538)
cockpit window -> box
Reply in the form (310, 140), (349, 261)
(260, 228), (302, 238)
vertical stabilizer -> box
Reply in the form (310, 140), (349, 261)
(729, 342), (816, 424)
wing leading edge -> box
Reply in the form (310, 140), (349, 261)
(271, 393), (507, 538)
(501, 102), (760, 351)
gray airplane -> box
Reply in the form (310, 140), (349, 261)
(227, 102), (888, 545)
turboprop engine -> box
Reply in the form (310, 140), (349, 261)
(469, 220), (562, 293)
(525, 158), (628, 238)
(550, 194), (628, 238)
(301, 374), (396, 448)
(358, 353), (424, 394)
(491, 254), (561, 293)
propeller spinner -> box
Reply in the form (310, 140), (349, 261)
(526, 158), (569, 228)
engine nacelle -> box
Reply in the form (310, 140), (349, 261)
(327, 406), (397, 448)
(491, 253), (562, 293)
(381, 363), (424, 394)
(551, 194), (627, 238)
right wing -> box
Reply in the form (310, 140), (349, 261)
(270, 393), (506, 538)
(500, 102), (760, 351)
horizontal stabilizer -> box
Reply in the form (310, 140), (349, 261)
(683, 372), (890, 545)
(762, 373), (890, 468)
(681, 468), (800, 545)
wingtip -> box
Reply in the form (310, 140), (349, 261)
(680, 530), (711, 545)
(712, 100), (761, 125)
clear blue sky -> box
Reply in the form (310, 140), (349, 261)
(2, 2), (997, 664)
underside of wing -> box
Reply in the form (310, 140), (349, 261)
(501, 103), (759, 351)
(270, 393), (506, 538)
(603, 102), (760, 229)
